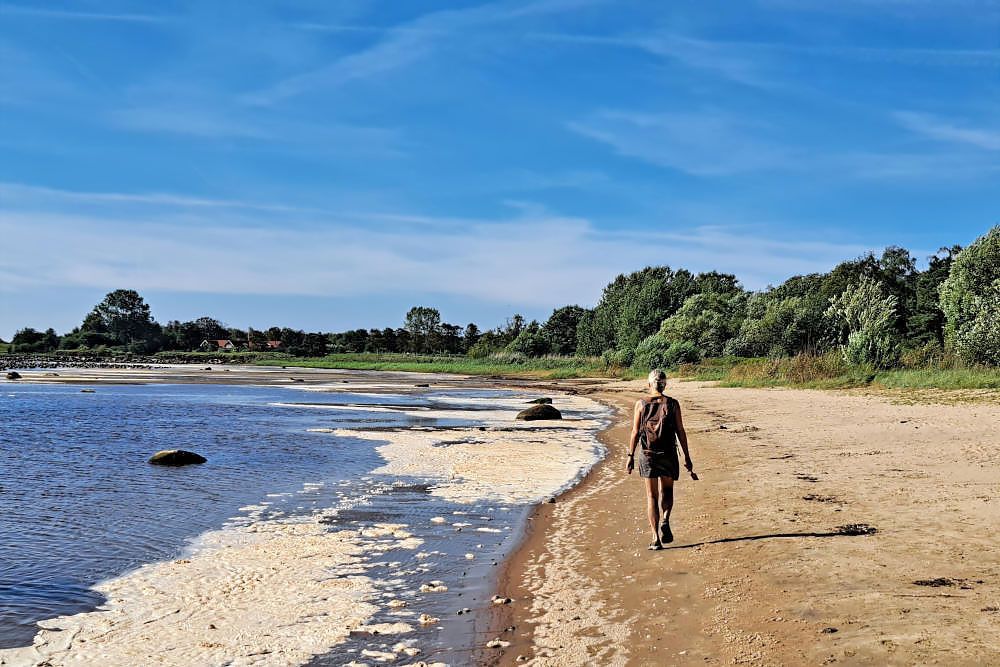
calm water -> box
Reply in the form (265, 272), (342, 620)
(0, 381), (518, 650)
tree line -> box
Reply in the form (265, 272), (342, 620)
(6, 226), (999, 369)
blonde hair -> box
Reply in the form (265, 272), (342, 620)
(647, 369), (667, 391)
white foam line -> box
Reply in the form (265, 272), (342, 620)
(0, 516), (424, 667)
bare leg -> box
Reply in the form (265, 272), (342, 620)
(644, 477), (661, 545)
(659, 477), (675, 543)
(659, 477), (674, 521)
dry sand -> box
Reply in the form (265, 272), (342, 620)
(493, 379), (1000, 666)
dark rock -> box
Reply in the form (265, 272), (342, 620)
(821, 627), (838, 634)
(5, 371), (21, 380)
(415, 383), (430, 387)
(80, 389), (96, 393)
(527, 397), (552, 404)
(148, 449), (207, 466)
(516, 404), (562, 421)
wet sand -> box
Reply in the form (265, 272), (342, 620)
(492, 380), (1000, 666)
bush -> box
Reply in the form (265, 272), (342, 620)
(939, 226), (1000, 366)
(632, 334), (701, 371)
(826, 277), (900, 368)
(658, 291), (746, 358)
(506, 329), (551, 357)
(601, 347), (634, 369)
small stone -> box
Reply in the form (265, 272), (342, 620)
(492, 595), (513, 605)
(148, 449), (207, 466)
(821, 627), (839, 634)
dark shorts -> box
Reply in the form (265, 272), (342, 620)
(638, 447), (679, 480)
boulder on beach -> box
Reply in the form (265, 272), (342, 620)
(516, 404), (562, 421)
(5, 371), (21, 380)
(527, 397), (552, 404)
(148, 449), (207, 466)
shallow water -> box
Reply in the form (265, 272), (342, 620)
(0, 380), (606, 661)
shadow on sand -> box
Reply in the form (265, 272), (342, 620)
(664, 523), (877, 550)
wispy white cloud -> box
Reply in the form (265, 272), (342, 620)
(569, 110), (795, 176)
(246, 0), (609, 106)
(0, 184), (869, 303)
(0, 4), (171, 23)
(894, 111), (1000, 150)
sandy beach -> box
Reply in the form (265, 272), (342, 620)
(5, 366), (999, 666)
(492, 380), (1000, 666)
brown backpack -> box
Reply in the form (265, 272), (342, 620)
(640, 396), (676, 453)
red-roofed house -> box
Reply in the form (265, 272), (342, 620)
(200, 339), (236, 350)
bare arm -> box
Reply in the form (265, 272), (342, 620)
(625, 399), (643, 474)
(675, 402), (693, 471)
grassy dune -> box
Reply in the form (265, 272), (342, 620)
(674, 354), (1000, 390)
(255, 353), (610, 379)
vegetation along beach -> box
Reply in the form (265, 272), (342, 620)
(4, 2), (1000, 665)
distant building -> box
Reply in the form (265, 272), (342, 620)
(200, 339), (236, 350)
(265, 340), (283, 349)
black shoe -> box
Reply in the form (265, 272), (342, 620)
(660, 519), (673, 544)
(648, 541), (663, 551)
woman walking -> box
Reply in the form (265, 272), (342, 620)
(626, 369), (695, 550)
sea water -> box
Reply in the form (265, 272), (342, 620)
(0, 378), (607, 663)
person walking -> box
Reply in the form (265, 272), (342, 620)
(626, 369), (695, 550)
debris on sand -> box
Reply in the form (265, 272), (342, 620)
(836, 524), (877, 536)
(420, 581), (448, 593)
(492, 595), (513, 605)
(486, 638), (511, 648)
(913, 577), (980, 588)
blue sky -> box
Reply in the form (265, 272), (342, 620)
(1, 0), (998, 338)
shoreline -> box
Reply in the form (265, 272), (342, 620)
(1, 367), (611, 666)
(8, 368), (1000, 664)
(488, 379), (1000, 665)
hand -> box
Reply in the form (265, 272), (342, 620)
(626, 454), (634, 475)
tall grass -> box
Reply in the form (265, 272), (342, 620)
(255, 352), (610, 379)
(674, 352), (1000, 390)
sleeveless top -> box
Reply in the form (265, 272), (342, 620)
(639, 395), (678, 453)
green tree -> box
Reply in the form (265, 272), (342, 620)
(826, 277), (899, 367)
(907, 246), (960, 347)
(575, 266), (702, 356)
(404, 306), (443, 353)
(541, 305), (586, 355)
(88, 289), (160, 348)
(462, 323), (481, 352)
(726, 292), (833, 358)
(939, 227), (1000, 365)
(506, 320), (551, 357)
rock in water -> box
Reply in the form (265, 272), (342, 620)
(527, 397), (552, 404)
(5, 371), (21, 380)
(516, 404), (562, 421)
(148, 449), (207, 466)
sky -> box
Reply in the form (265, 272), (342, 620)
(1, 0), (999, 339)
